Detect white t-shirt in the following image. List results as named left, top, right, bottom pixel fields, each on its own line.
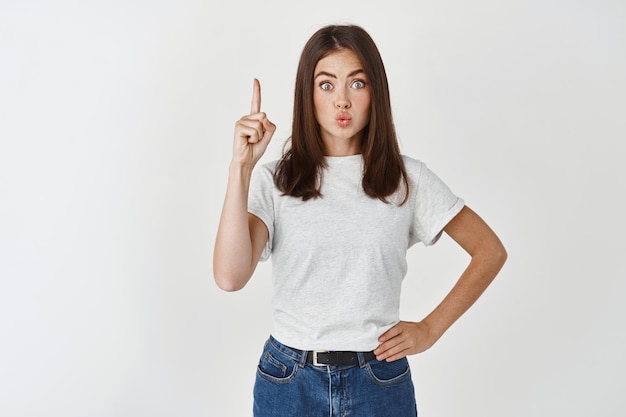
left=248, top=154, right=464, bottom=351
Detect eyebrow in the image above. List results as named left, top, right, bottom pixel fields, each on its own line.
left=314, top=69, right=365, bottom=79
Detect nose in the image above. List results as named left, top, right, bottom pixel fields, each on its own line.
left=335, top=88, right=351, bottom=109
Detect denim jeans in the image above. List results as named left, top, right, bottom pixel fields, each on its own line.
left=253, top=336, right=418, bottom=417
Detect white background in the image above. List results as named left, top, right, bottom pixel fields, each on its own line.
left=1, top=0, right=625, bottom=416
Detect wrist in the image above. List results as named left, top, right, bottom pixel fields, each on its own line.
left=228, top=160, right=255, bottom=178
left=419, top=319, right=445, bottom=345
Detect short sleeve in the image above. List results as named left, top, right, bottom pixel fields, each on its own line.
left=407, top=159, right=465, bottom=247
left=248, top=161, right=277, bottom=261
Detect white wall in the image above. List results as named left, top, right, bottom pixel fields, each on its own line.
left=1, top=1, right=624, bottom=416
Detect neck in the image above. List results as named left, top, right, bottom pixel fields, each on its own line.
left=322, top=138, right=362, bottom=157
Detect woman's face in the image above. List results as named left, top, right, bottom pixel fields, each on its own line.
left=312, top=48, right=371, bottom=156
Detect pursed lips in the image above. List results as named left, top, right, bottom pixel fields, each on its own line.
left=336, top=112, right=352, bottom=127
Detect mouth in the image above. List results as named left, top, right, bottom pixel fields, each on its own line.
left=336, top=113, right=352, bottom=127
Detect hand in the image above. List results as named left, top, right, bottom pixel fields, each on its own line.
left=374, top=321, right=438, bottom=362
left=232, top=78, right=276, bottom=166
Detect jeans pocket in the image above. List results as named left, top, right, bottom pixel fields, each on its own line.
left=256, top=345, right=299, bottom=384
left=365, top=357, right=411, bottom=386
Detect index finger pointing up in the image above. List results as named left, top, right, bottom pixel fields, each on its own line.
left=250, top=78, right=261, bottom=114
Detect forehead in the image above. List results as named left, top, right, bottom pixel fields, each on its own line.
left=314, top=49, right=364, bottom=74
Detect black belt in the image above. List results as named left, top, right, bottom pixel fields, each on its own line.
left=293, top=348, right=377, bottom=366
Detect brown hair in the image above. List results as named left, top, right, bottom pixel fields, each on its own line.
left=274, top=24, right=409, bottom=204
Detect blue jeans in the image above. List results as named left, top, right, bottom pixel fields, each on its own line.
left=253, top=336, right=418, bottom=417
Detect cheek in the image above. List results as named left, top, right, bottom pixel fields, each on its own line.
left=313, top=94, right=328, bottom=120
left=359, top=97, right=372, bottom=120
left=353, top=90, right=371, bottom=110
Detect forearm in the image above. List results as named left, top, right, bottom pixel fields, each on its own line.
left=423, top=238, right=507, bottom=342
left=213, top=162, right=256, bottom=291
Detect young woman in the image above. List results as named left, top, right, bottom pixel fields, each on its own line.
left=214, top=24, right=507, bottom=417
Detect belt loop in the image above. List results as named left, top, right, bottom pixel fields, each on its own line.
left=357, top=351, right=367, bottom=368
left=298, top=350, right=308, bottom=368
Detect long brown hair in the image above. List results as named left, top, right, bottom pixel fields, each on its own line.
left=274, top=24, right=409, bottom=204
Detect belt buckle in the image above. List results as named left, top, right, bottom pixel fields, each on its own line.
left=312, top=350, right=329, bottom=366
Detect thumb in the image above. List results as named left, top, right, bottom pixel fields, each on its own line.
left=262, top=119, right=276, bottom=145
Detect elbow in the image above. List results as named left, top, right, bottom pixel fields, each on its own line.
left=213, top=268, right=249, bottom=292
left=474, top=237, right=508, bottom=274
left=492, top=241, right=508, bottom=271
left=214, top=276, right=245, bottom=292
left=215, top=280, right=245, bottom=292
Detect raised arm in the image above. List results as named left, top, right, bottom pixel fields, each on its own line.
left=375, top=205, right=508, bottom=361
left=213, top=79, right=276, bottom=291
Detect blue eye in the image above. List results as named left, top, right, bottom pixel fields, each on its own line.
left=352, top=80, right=366, bottom=89
left=320, top=82, right=333, bottom=90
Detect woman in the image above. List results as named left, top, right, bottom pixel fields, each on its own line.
left=214, top=24, right=507, bottom=417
